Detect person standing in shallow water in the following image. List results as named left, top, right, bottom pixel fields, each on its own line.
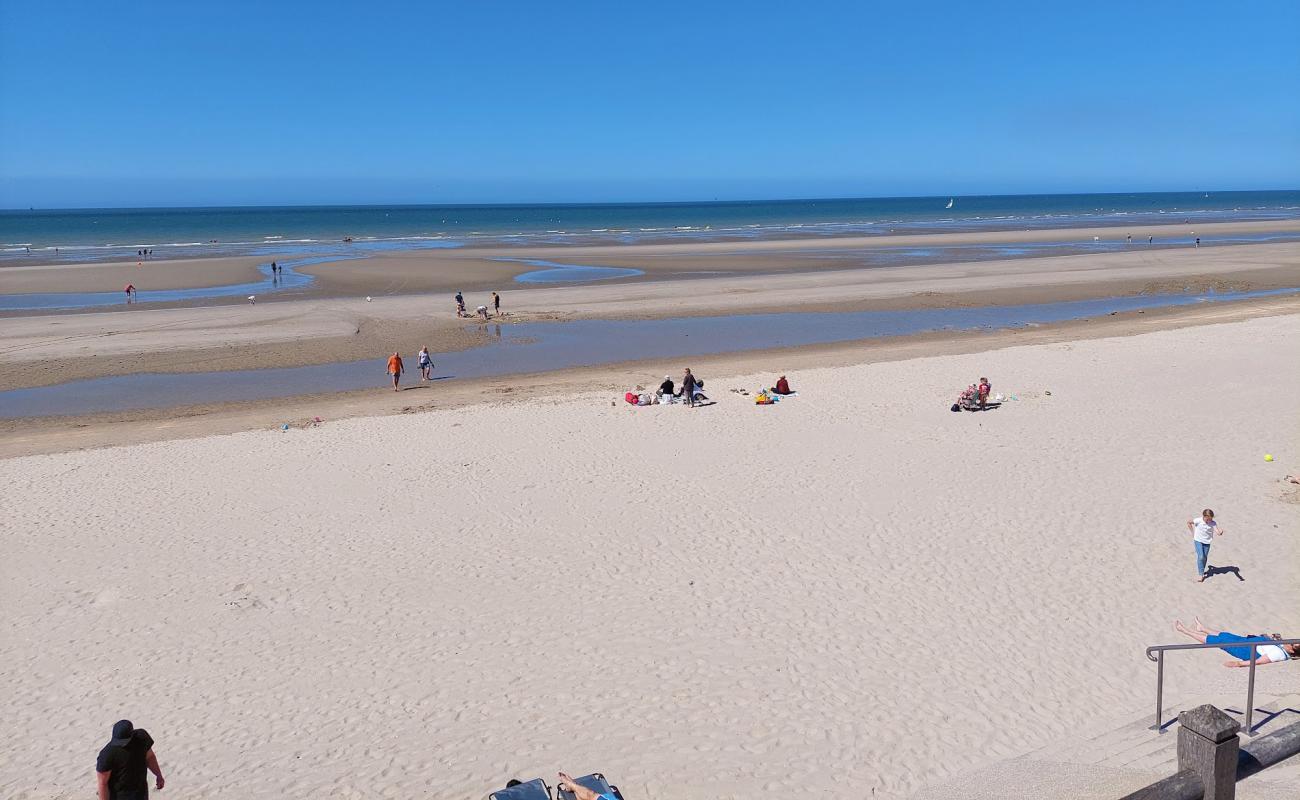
left=387, top=351, right=404, bottom=391
left=96, top=719, right=163, bottom=800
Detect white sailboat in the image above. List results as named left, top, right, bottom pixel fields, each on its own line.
left=945, top=198, right=954, bottom=209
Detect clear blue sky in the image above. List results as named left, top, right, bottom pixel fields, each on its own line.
left=1, top=1, right=1297, bottom=208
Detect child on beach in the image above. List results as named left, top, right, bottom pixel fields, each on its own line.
left=417, top=347, right=433, bottom=381
left=1187, top=509, right=1223, bottom=582
left=387, top=352, right=404, bottom=391
left=978, top=377, right=991, bottom=407
left=1173, top=618, right=1297, bottom=667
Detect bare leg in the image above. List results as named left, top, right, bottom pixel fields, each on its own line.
left=1193, top=617, right=1222, bottom=636
left=1174, top=619, right=1208, bottom=644
left=557, top=773, right=601, bottom=800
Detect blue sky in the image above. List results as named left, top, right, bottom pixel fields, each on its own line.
left=1, top=1, right=1297, bottom=207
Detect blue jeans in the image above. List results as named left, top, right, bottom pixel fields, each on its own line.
left=1194, top=541, right=1211, bottom=576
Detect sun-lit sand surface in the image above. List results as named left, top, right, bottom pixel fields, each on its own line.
left=3, top=314, right=1297, bottom=799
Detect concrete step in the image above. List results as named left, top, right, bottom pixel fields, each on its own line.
left=910, top=691, right=1300, bottom=798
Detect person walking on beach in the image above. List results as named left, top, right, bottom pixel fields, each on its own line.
left=492, top=291, right=501, bottom=315
left=679, top=367, right=698, bottom=408
left=96, top=719, right=164, bottom=800
left=1187, top=508, right=1224, bottom=582
left=455, top=291, right=466, bottom=316
left=387, top=351, right=404, bottom=391
left=417, top=346, right=433, bottom=381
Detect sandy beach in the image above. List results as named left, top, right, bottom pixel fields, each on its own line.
left=2, top=314, right=1297, bottom=799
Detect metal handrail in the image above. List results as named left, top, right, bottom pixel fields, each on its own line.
left=1146, top=638, right=1300, bottom=736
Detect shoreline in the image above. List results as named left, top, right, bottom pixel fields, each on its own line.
left=3, top=218, right=1297, bottom=300
left=3, top=294, right=1296, bottom=459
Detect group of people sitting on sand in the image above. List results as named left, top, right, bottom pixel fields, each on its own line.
left=654, top=368, right=706, bottom=407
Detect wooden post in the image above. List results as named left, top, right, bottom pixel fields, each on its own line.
left=1177, top=704, right=1240, bottom=800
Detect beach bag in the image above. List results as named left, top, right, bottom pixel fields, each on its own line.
left=625, top=392, right=639, bottom=405
left=950, top=403, right=961, bottom=412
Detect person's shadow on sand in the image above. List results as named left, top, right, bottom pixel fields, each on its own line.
left=1204, top=564, right=1245, bottom=582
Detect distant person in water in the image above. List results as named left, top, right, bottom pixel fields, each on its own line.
left=1173, top=618, right=1298, bottom=667
left=1195, top=237, right=1201, bottom=248
left=124, top=284, right=135, bottom=303
left=271, top=261, right=278, bottom=275
left=387, top=352, right=404, bottom=391
left=1148, top=235, right=1153, bottom=244
left=492, top=291, right=501, bottom=314
left=417, top=346, right=433, bottom=381
left=1126, top=234, right=1132, bottom=245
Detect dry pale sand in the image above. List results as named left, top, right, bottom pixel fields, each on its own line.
left=2, top=241, right=1297, bottom=392
left=3, top=315, right=1298, bottom=800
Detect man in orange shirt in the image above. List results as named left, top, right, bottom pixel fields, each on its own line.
left=387, top=352, right=404, bottom=391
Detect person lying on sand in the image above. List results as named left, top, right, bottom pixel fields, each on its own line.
left=558, top=772, right=617, bottom=800
left=1173, top=618, right=1298, bottom=667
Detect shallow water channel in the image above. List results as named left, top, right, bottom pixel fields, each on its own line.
left=2, top=287, right=1295, bottom=419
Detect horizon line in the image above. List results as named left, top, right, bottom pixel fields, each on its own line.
left=3, top=187, right=1299, bottom=213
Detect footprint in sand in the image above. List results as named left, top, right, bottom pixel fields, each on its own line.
left=225, top=583, right=266, bottom=611
left=91, top=589, right=120, bottom=606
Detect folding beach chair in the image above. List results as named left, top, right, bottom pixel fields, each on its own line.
left=556, top=773, right=625, bottom=800
left=489, top=777, right=552, bottom=800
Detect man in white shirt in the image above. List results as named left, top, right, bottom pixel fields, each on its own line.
left=1186, top=508, right=1224, bottom=583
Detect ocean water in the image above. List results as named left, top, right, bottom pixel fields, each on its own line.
left=2, top=191, right=1296, bottom=265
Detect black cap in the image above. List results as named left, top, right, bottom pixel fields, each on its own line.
left=110, top=720, right=134, bottom=747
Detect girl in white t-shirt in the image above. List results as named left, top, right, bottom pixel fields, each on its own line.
left=1186, top=508, right=1224, bottom=582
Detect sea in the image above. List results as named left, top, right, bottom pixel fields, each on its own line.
left=2, top=191, right=1297, bottom=265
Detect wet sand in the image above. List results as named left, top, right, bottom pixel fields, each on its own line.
left=2, top=294, right=1297, bottom=459
left=1, top=240, right=1297, bottom=395
left=4, top=219, right=1296, bottom=298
